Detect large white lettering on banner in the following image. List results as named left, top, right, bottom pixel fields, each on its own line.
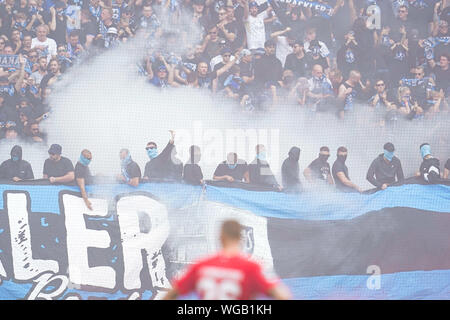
left=0, top=190, right=174, bottom=299
left=63, top=194, right=115, bottom=289
left=0, top=188, right=274, bottom=299
left=6, top=192, right=59, bottom=281
left=116, top=194, right=170, bottom=292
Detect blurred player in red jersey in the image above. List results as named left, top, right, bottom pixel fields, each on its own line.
left=163, top=219, right=291, bottom=300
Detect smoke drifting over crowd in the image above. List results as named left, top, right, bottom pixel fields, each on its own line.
left=33, top=31, right=449, bottom=191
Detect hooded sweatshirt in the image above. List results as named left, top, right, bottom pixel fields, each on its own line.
left=183, top=147, right=203, bottom=185
left=0, top=145, right=34, bottom=180
left=281, top=147, right=302, bottom=193
left=366, top=153, right=404, bottom=188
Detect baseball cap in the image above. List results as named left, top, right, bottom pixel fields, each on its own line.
left=48, top=144, right=62, bottom=155
left=249, top=1, right=258, bottom=8
left=158, top=65, right=167, bottom=72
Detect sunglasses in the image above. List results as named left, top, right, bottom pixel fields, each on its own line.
left=209, top=31, right=218, bottom=34
left=376, top=83, right=385, bottom=86
left=412, top=73, right=423, bottom=76
left=223, top=54, right=231, bottom=57
left=146, top=146, right=156, bottom=150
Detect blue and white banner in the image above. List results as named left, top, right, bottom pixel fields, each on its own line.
left=276, top=0, right=333, bottom=18
left=0, top=181, right=449, bottom=299
left=0, top=55, right=21, bottom=69
left=0, top=55, right=32, bottom=74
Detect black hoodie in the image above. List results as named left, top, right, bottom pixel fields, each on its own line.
left=144, top=142, right=183, bottom=181
left=281, top=147, right=302, bottom=193
left=183, top=146, right=203, bottom=185
left=0, top=145, right=34, bottom=180
left=366, top=153, right=404, bottom=188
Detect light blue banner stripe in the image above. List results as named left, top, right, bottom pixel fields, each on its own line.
left=282, top=269, right=450, bottom=300
left=0, top=183, right=448, bottom=219
left=177, top=269, right=450, bottom=300
left=205, top=184, right=450, bottom=220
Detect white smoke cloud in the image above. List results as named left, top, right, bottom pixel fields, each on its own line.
left=8, top=26, right=447, bottom=191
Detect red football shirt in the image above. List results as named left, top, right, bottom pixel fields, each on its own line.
left=173, top=252, right=279, bottom=300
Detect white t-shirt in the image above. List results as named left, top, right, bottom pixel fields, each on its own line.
left=276, top=36, right=293, bottom=68
left=31, top=37, right=57, bottom=62
left=245, top=11, right=269, bottom=50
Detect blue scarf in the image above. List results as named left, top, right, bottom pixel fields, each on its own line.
left=384, top=150, right=394, bottom=162
left=79, top=154, right=91, bottom=166
left=277, top=0, right=333, bottom=18
left=227, top=163, right=237, bottom=170
left=400, top=78, right=426, bottom=87
left=147, top=148, right=158, bottom=159
left=409, top=0, right=428, bottom=9
left=121, top=154, right=132, bottom=182
left=420, top=145, right=431, bottom=159
left=256, top=152, right=267, bottom=161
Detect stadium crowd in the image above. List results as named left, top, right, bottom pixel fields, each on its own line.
left=0, top=0, right=447, bottom=143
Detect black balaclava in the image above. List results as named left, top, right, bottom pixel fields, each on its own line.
left=189, top=145, right=201, bottom=164
left=11, top=145, right=22, bottom=161
left=288, top=146, right=301, bottom=162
